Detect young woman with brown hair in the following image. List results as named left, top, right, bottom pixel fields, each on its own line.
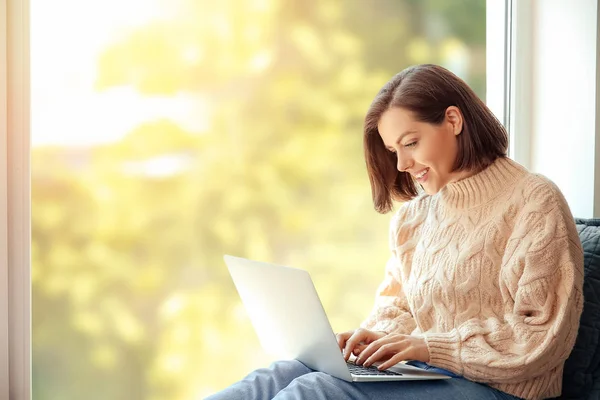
left=207, top=64, right=583, bottom=400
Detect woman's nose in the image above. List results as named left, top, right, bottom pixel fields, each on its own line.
left=396, top=154, right=413, bottom=172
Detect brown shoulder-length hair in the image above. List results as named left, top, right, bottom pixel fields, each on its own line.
left=364, top=64, right=508, bottom=213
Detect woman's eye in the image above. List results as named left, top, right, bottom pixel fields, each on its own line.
left=404, top=141, right=417, bottom=148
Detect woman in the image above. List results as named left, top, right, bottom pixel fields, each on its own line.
left=206, top=64, right=584, bottom=400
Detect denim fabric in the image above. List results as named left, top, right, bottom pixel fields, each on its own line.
left=205, top=359, right=522, bottom=400
left=404, top=360, right=462, bottom=378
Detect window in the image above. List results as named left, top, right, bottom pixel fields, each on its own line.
left=6, top=0, right=490, bottom=398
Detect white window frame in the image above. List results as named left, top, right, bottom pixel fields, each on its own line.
left=506, top=0, right=533, bottom=169
left=486, top=0, right=536, bottom=167
left=0, top=1, right=508, bottom=399
left=486, top=0, right=512, bottom=130
left=1, top=0, right=31, bottom=399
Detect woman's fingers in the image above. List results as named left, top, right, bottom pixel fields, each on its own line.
left=343, top=329, right=384, bottom=360
left=377, top=351, right=409, bottom=371
left=356, top=334, right=430, bottom=367
left=335, top=331, right=353, bottom=353
left=343, top=329, right=370, bottom=360
left=352, top=344, right=367, bottom=356
left=363, top=341, right=405, bottom=367
left=356, top=334, right=400, bottom=365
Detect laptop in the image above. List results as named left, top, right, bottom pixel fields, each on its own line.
left=224, top=255, right=450, bottom=382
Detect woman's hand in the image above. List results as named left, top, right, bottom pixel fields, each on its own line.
left=355, top=333, right=430, bottom=370
left=336, top=328, right=386, bottom=361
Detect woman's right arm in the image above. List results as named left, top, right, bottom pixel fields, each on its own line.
left=337, top=255, right=416, bottom=359
left=337, top=206, right=418, bottom=357
left=361, top=206, right=417, bottom=335
left=360, top=255, right=416, bottom=335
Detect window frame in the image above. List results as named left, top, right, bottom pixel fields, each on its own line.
left=486, top=0, right=512, bottom=130
left=1, top=0, right=32, bottom=399
left=0, top=0, right=11, bottom=394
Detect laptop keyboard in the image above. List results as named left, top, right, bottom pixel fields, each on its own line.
left=346, top=361, right=403, bottom=376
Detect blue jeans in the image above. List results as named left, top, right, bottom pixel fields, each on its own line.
left=205, top=359, right=522, bottom=400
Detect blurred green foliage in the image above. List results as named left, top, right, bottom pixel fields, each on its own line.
left=32, top=0, right=485, bottom=398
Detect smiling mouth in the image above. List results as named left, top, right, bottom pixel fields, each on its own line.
left=414, top=168, right=429, bottom=181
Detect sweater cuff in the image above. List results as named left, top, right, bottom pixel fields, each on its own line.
left=425, top=330, right=463, bottom=375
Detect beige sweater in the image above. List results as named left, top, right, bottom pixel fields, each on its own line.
left=361, top=157, right=584, bottom=400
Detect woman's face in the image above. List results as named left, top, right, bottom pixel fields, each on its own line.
left=377, top=106, right=471, bottom=195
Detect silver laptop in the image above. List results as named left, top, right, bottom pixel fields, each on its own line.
left=224, top=255, right=450, bottom=382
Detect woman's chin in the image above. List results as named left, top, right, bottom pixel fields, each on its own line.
left=421, top=182, right=441, bottom=196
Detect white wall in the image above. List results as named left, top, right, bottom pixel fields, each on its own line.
left=512, top=0, right=600, bottom=218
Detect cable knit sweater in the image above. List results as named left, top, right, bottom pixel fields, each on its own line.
left=361, top=157, right=584, bottom=400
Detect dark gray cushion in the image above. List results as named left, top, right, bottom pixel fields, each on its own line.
left=559, top=219, right=600, bottom=399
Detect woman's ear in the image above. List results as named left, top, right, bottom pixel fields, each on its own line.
left=445, top=106, right=463, bottom=136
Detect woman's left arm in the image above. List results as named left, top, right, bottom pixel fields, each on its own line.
left=425, top=188, right=584, bottom=383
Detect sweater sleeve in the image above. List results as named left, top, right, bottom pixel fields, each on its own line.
left=360, top=209, right=417, bottom=335
left=425, top=186, right=584, bottom=383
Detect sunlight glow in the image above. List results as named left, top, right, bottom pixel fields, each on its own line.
left=31, top=0, right=209, bottom=146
